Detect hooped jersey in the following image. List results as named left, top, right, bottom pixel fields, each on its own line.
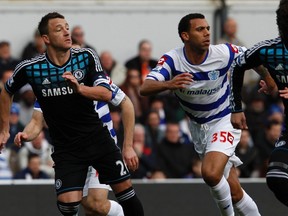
left=146, top=44, right=245, bottom=124
left=5, top=48, right=113, bottom=148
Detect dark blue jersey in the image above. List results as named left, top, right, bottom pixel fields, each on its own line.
left=5, top=48, right=112, bottom=149
left=231, top=37, right=288, bottom=115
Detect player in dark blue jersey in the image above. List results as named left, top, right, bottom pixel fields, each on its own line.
left=0, top=12, right=144, bottom=216
left=230, top=0, right=288, bottom=207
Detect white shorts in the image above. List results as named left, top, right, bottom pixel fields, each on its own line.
left=82, top=166, right=111, bottom=197
left=189, top=114, right=242, bottom=178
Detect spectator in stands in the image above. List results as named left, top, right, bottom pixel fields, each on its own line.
left=217, top=17, right=244, bottom=46
left=120, top=67, right=149, bottom=123
left=71, top=25, right=95, bottom=49
left=130, top=123, right=151, bottom=179
left=0, top=148, right=13, bottom=179
left=152, top=122, right=194, bottom=179
left=17, top=131, right=54, bottom=178
left=125, top=40, right=158, bottom=82
left=18, top=84, right=36, bottom=126
left=244, top=90, right=267, bottom=144
left=256, top=121, right=282, bottom=177
left=100, top=50, right=126, bottom=86
left=13, top=153, right=50, bottom=180
left=21, top=29, right=46, bottom=60
left=235, top=129, right=261, bottom=178
left=0, top=41, right=20, bottom=79
left=6, top=103, right=24, bottom=150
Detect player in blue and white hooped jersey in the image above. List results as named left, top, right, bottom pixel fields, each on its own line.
left=15, top=78, right=129, bottom=216
left=140, top=13, right=260, bottom=216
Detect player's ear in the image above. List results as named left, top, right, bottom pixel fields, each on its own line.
left=42, top=35, right=49, bottom=44
left=181, top=32, right=189, bottom=41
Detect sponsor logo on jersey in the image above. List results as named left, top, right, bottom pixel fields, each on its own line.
left=275, top=63, right=284, bottom=71
left=276, top=75, right=288, bottom=83
left=275, top=140, right=286, bottom=147
left=179, top=83, right=221, bottom=95
left=42, top=86, right=74, bottom=97
left=208, top=70, right=220, bottom=80
left=42, top=78, right=51, bottom=85
left=73, top=69, right=84, bottom=81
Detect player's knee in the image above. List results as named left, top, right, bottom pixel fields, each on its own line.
left=202, top=168, right=222, bottom=186
left=83, top=196, right=109, bottom=215
left=57, top=200, right=81, bottom=216
left=266, top=174, right=288, bottom=207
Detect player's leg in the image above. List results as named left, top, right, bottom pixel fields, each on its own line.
left=110, top=179, right=144, bottom=216
left=82, top=188, right=123, bottom=216
left=93, top=150, right=144, bottom=216
left=82, top=167, right=124, bottom=216
left=227, top=167, right=260, bottom=216
left=202, top=151, right=235, bottom=216
left=266, top=140, right=288, bottom=207
left=57, top=191, right=82, bottom=216
left=53, top=155, right=88, bottom=216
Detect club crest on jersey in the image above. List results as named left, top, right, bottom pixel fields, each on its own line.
left=73, top=69, right=84, bottom=81
left=275, top=140, right=286, bottom=148
left=208, top=70, right=219, bottom=80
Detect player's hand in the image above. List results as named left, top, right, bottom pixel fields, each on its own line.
left=167, top=73, right=193, bottom=90
left=122, top=145, right=139, bottom=172
left=231, top=112, right=248, bottom=130
left=0, top=130, right=10, bottom=153
left=62, top=71, right=80, bottom=93
left=279, top=87, right=288, bottom=99
left=258, top=79, right=278, bottom=96
left=14, top=132, right=28, bottom=148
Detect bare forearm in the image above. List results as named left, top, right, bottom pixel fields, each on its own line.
left=22, top=119, right=44, bottom=141
left=78, top=85, right=112, bottom=102
left=120, top=96, right=135, bottom=149
left=140, top=79, right=170, bottom=96
left=0, top=88, right=13, bottom=130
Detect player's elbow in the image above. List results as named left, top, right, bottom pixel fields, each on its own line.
left=139, top=84, right=150, bottom=96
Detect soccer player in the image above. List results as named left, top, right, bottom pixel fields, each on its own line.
left=0, top=12, right=144, bottom=216
left=14, top=78, right=129, bottom=216
left=140, top=13, right=261, bottom=215
left=230, top=0, right=288, bottom=207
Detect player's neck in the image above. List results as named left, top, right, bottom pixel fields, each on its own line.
left=46, top=47, right=71, bottom=67
left=185, top=47, right=208, bottom=65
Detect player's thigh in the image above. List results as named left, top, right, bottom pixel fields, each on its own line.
left=202, top=151, right=229, bottom=179
left=58, top=190, right=83, bottom=203
left=92, top=149, right=130, bottom=186
left=82, top=188, right=109, bottom=208
left=53, top=156, right=88, bottom=196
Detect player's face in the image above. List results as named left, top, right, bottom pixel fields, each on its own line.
left=184, top=18, right=210, bottom=52
left=45, top=18, right=72, bottom=51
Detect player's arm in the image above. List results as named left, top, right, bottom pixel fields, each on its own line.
left=253, top=65, right=278, bottom=96
left=119, top=95, right=139, bottom=171
left=0, top=87, right=13, bottom=152
left=140, top=73, right=193, bottom=96
left=14, top=110, right=44, bottom=147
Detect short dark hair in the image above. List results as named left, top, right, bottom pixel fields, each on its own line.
left=276, top=0, right=288, bottom=42
left=178, top=13, right=205, bottom=42
left=38, top=12, right=65, bottom=36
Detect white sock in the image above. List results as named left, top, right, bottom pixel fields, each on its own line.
left=107, top=200, right=124, bottom=216
left=210, top=176, right=234, bottom=216
left=234, top=190, right=261, bottom=216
